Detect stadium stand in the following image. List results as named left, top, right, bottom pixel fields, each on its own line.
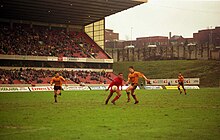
left=0, top=68, right=117, bottom=85
left=0, top=23, right=109, bottom=59
left=0, top=0, right=146, bottom=87
left=0, top=22, right=117, bottom=85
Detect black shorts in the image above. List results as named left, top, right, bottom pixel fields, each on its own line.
left=131, top=83, right=138, bottom=90
left=54, top=86, right=62, bottom=90
left=178, top=82, right=184, bottom=86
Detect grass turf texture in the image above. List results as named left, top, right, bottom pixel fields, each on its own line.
left=0, top=89, right=220, bottom=140
left=113, top=60, right=220, bottom=87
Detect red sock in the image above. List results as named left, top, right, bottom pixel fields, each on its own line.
left=112, top=95, right=121, bottom=102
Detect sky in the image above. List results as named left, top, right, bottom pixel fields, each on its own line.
left=105, top=0, right=220, bottom=40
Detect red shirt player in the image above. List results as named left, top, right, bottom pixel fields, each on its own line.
left=105, top=73, right=123, bottom=105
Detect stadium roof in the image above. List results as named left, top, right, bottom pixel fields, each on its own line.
left=0, top=0, right=147, bottom=26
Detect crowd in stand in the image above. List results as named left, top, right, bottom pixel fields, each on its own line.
left=0, top=68, right=113, bottom=85
left=0, top=23, right=107, bottom=59
left=0, top=23, right=113, bottom=85
left=0, top=68, right=49, bottom=84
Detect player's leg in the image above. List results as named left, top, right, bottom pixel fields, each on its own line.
left=57, top=89, right=61, bottom=95
left=111, top=90, right=121, bottom=105
left=54, top=90, right=58, bottom=103
left=182, top=84, right=186, bottom=95
left=56, top=86, right=62, bottom=96
left=131, top=89, right=139, bottom=104
left=178, top=83, right=182, bottom=94
left=126, top=85, right=133, bottom=102
left=59, top=87, right=63, bottom=96
left=105, top=91, right=113, bottom=104
left=130, top=84, right=138, bottom=104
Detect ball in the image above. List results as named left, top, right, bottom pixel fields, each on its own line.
left=111, top=85, right=118, bottom=91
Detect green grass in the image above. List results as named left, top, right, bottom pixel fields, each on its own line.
left=113, top=60, right=220, bottom=87
left=0, top=89, right=220, bottom=140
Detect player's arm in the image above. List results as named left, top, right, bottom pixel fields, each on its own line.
left=142, top=75, right=149, bottom=81
left=50, top=78, right=54, bottom=86
left=125, top=77, right=130, bottom=85
left=61, top=76, right=67, bottom=86
left=138, top=72, right=150, bottom=83
left=143, top=75, right=151, bottom=84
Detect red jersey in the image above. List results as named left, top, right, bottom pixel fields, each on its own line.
left=107, top=77, right=123, bottom=90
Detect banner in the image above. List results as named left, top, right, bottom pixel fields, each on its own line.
left=120, top=86, right=140, bottom=90
left=29, top=86, right=54, bottom=91
left=183, top=86, right=200, bottom=89
left=58, top=57, right=68, bottom=62
left=89, top=86, right=107, bottom=90
left=58, top=57, right=63, bottom=61
left=63, top=86, right=90, bottom=91
left=188, top=78, right=200, bottom=85
left=47, top=57, right=58, bottom=61
left=148, top=78, right=200, bottom=85
left=67, top=57, right=113, bottom=63
left=104, top=59, right=114, bottom=63
left=143, top=86, right=163, bottom=90
left=67, top=57, right=87, bottom=62
left=0, top=87, right=30, bottom=92
left=165, top=86, right=200, bottom=89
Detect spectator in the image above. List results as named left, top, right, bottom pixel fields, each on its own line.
left=0, top=23, right=109, bottom=59
left=0, top=68, right=119, bottom=85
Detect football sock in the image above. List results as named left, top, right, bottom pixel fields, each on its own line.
left=105, top=92, right=113, bottom=104
left=127, top=92, right=130, bottom=101
left=112, top=95, right=121, bottom=102
left=178, top=87, right=180, bottom=90
left=54, top=95, right=57, bottom=102
left=132, top=94, right=138, bottom=102
left=105, top=98, right=110, bottom=104
left=105, top=100, right=108, bottom=104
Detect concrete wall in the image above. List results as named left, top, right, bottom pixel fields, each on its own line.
left=106, top=45, right=220, bottom=62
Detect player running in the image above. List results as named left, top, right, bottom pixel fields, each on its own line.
left=105, top=73, right=124, bottom=105
left=126, top=66, right=150, bottom=104
left=50, top=73, right=67, bottom=103
left=178, top=72, right=186, bottom=95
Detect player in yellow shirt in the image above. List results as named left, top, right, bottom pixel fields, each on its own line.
left=50, top=73, right=67, bottom=103
left=178, top=72, right=186, bottom=95
left=126, top=66, right=150, bottom=104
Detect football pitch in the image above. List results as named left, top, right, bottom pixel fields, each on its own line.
left=0, top=88, right=220, bottom=140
